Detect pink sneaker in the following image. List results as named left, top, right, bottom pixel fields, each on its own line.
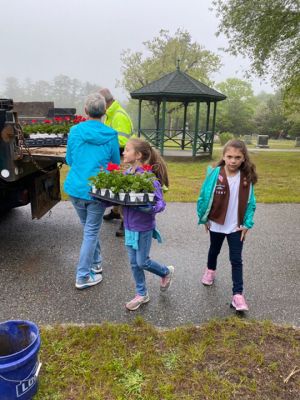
left=231, top=294, right=249, bottom=311
left=160, top=266, right=175, bottom=291
left=201, top=268, right=216, bottom=286
left=125, top=293, right=150, bottom=311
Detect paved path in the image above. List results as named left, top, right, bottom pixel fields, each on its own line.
left=0, top=203, right=299, bottom=327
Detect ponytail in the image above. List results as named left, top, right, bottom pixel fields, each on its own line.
left=127, top=138, right=169, bottom=187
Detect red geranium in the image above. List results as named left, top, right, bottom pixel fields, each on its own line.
left=141, top=164, right=152, bottom=172
left=31, top=119, right=37, bottom=124
left=106, top=162, right=120, bottom=171
left=43, top=119, right=52, bottom=124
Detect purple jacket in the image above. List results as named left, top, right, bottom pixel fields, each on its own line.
left=123, top=167, right=166, bottom=232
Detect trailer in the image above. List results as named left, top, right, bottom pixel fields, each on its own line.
left=0, top=99, right=66, bottom=219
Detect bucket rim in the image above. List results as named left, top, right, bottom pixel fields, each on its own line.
left=0, top=320, right=40, bottom=365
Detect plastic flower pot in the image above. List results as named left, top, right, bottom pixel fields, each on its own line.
left=91, top=186, right=97, bottom=194
left=148, top=193, right=155, bottom=202
left=129, top=192, right=137, bottom=201
left=108, top=190, right=115, bottom=199
left=100, top=188, right=107, bottom=196
left=119, top=193, right=126, bottom=201
left=135, top=193, right=145, bottom=201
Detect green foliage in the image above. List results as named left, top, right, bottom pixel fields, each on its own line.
left=216, top=78, right=257, bottom=135
left=253, top=91, right=291, bottom=138
left=219, top=131, right=234, bottom=145
left=90, top=170, right=157, bottom=194
left=22, top=123, right=71, bottom=136
left=213, top=0, right=300, bottom=111
left=119, top=29, right=221, bottom=93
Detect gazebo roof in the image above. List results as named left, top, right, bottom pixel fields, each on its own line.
left=130, top=68, right=226, bottom=102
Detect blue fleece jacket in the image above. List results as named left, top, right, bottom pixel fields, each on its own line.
left=64, top=120, right=120, bottom=200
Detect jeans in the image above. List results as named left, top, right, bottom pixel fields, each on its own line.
left=207, top=230, right=244, bottom=295
left=126, top=230, right=169, bottom=296
left=70, top=196, right=105, bottom=282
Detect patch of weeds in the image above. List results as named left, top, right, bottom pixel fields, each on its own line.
left=162, top=350, right=180, bottom=370
left=119, top=368, right=145, bottom=399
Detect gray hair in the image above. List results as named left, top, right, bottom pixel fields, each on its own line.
left=85, top=93, right=106, bottom=118
left=99, top=88, right=114, bottom=103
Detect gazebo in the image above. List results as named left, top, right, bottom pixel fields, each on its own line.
left=130, top=65, right=226, bottom=156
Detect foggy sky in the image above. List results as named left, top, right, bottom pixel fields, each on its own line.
left=0, top=0, right=273, bottom=100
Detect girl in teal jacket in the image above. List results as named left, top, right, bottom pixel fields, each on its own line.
left=197, top=140, right=257, bottom=311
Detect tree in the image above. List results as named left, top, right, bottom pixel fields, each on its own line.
left=213, top=0, right=300, bottom=111
left=3, top=77, right=24, bottom=100
left=215, top=78, right=256, bottom=135
left=119, top=29, right=222, bottom=127
left=120, top=28, right=221, bottom=91
left=253, top=91, right=291, bottom=138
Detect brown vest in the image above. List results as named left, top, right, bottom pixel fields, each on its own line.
left=208, top=167, right=250, bottom=226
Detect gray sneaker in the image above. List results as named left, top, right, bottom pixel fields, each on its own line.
left=76, top=272, right=103, bottom=289
left=125, top=293, right=150, bottom=311
left=160, top=265, right=175, bottom=291
left=91, top=264, right=103, bottom=274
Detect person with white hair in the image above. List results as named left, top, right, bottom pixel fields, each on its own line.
left=99, top=88, right=134, bottom=237
left=64, top=93, right=120, bottom=289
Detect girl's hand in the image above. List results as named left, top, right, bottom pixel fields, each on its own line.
left=204, top=223, right=210, bottom=233
left=236, top=226, right=248, bottom=241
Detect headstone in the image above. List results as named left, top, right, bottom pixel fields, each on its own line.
left=244, top=135, right=252, bottom=144
left=256, top=135, right=269, bottom=148
left=295, top=137, right=300, bottom=147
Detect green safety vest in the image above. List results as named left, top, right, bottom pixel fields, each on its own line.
left=104, top=100, right=133, bottom=148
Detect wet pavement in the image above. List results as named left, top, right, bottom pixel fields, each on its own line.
left=0, top=202, right=299, bottom=328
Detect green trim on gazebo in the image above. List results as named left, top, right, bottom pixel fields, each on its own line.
left=130, top=67, right=226, bottom=157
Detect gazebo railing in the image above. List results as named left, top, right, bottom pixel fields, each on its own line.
left=139, top=128, right=214, bottom=155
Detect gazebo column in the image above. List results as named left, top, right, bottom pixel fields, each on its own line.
left=160, top=99, right=166, bottom=155
left=206, top=101, right=211, bottom=132
left=138, top=99, right=142, bottom=137
left=192, top=101, right=200, bottom=157
left=181, top=102, right=188, bottom=150
left=210, top=101, right=217, bottom=156
left=204, top=102, right=211, bottom=152
left=155, top=101, right=160, bottom=148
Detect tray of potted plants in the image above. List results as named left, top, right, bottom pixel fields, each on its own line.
left=89, top=162, right=157, bottom=206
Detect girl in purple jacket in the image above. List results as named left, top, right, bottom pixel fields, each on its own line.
left=123, top=138, right=174, bottom=311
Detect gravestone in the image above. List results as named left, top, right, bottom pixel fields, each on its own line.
left=244, top=135, right=252, bottom=144
left=256, top=135, right=269, bottom=148
left=295, top=137, right=300, bottom=147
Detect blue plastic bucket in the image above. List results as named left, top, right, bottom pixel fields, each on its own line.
left=0, top=320, right=41, bottom=400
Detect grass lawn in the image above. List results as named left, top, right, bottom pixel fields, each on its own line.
left=59, top=150, right=300, bottom=203
left=36, top=317, right=299, bottom=400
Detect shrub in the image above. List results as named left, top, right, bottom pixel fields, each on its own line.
left=219, top=132, right=234, bottom=145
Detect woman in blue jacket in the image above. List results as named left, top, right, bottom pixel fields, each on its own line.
left=64, top=93, right=120, bottom=289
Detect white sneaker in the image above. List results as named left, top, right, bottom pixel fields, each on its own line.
left=91, top=264, right=103, bottom=274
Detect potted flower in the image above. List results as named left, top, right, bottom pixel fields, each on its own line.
left=89, top=163, right=157, bottom=204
